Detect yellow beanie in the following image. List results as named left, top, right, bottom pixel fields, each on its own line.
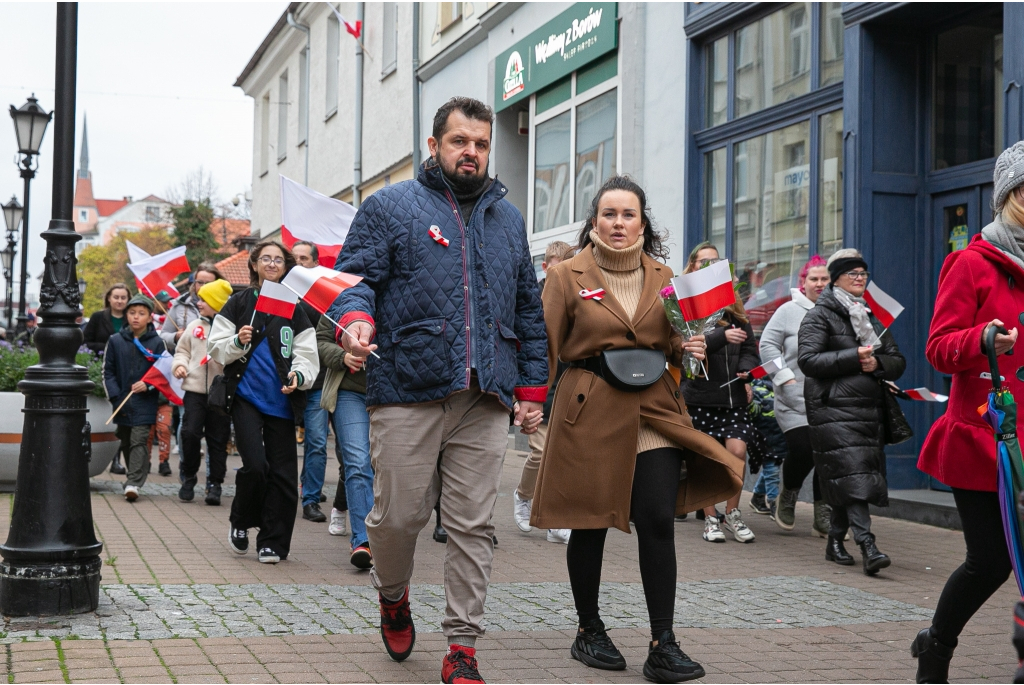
left=198, top=279, right=233, bottom=312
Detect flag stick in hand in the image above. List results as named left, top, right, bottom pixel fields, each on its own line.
left=106, top=390, right=135, bottom=425
left=277, top=281, right=381, bottom=359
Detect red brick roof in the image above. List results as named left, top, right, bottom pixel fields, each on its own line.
left=214, top=250, right=250, bottom=287
left=95, top=198, right=129, bottom=217
left=210, top=218, right=252, bottom=249
left=73, top=175, right=96, bottom=209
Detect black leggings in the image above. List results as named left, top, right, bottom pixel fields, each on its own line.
left=567, top=447, right=682, bottom=639
left=782, top=426, right=821, bottom=501
left=931, top=488, right=1012, bottom=646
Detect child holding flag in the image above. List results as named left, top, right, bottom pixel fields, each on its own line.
left=172, top=279, right=233, bottom=506
left=102, top=294, right=166, bottom=502
left=208, top=240, right=318, bottom=564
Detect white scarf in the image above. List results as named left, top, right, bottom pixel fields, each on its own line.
left=832, top=286, right=880, bottom=348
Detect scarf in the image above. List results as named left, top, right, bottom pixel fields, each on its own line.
left=832, top=286, right=880, bottom=348
left=981, top=215, right=1024, bottom=274
left=589, top=229, right=644, bottom=271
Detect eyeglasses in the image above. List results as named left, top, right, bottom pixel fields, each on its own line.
left=258, top=256, right=285, bottom=266
left=697, top=257, right=724, bottom=268
left=844, top=270, right=870, bottom=281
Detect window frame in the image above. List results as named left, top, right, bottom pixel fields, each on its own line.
left=526, top=64, right=622, bottom=244
left=326, top=13, right=340, bottom=120
left=298, top=48, right=308, bottom=145
left=260, top=92, right=271, bottom=176
left=277, top=71, right=289, bottom=163
left=381, top=2, right=398, bottom=78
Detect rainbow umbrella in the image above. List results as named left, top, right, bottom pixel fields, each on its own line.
left=981, top=325, right=1024, bottom=597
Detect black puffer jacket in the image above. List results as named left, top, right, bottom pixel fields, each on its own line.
left=797, top=285, right=906, bottom=507
left=681, top=312, right=759, bottom=409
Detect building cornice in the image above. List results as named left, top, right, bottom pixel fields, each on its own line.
left=234, top=2, right=301, bottom=90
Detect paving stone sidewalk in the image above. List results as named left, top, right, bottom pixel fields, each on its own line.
left=0, top=449, right=1019, bottom=682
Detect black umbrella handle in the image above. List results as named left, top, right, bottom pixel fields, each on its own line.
left=985, top=324, right=1010, bottom=391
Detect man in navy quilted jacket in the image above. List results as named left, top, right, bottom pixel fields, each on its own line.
left=329, top=97, right=548, bottom=684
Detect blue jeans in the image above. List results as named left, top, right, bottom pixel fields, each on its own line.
left=300, top=389, right=330, bottom=507
left=331, top=390, right=374, bottom=549
left=753, top=459, right=780, bottom=502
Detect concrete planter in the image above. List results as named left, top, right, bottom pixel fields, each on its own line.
left=0, top=392, right=117, bottom=486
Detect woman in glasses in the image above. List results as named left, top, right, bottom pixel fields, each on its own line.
left=680, top=242, right=761, bottom=544
left=797, top=248, right=905, bottom=576
left=209, top=239, right=318, bottom=565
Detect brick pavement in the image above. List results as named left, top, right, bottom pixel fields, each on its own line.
left=0, top=447, right=1020, bottom=683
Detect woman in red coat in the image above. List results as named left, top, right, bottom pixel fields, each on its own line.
left=914, top=141, right=1024, bottom=683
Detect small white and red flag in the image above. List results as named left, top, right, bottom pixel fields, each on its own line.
left=282, top=265, right=362, bottom=315
left=254, top=280, right=299, bottom=319
left=279, top=175, right=357, bottom=269
left=140, top=351, right=185, bottom=406
left=863, top=281, right=904, bottom=329
left=127, top=245, right=190, bottom=301
left=199, top=354, right=211, bottom=366
left=750, top=357, right=786, bottom=380
left=328, top=4, right=362, bottom=38
left=671, top=260, right=735, bottom=321
left=126, top=241, right=181, bottom=299
left=903, top=388, right=948, bottom=403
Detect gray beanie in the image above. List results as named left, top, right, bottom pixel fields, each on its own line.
left=994, top=140, right=1024, bottom=211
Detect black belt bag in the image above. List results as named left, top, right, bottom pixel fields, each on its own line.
left=570, top=349, right=667, bottom=392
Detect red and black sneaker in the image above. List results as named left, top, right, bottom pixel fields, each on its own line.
left=379, top=587, right=415, bottom=661
left=441, top=644, right=485, bottom=684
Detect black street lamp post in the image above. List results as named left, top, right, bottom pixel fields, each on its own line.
left=9, top=94, right=52, bottom=337
left=0, top=3, right=102, bottom=616
left=2, top=196, right=22, bottom=328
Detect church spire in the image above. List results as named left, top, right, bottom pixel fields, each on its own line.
left=78, top=114, right=89, bottom=179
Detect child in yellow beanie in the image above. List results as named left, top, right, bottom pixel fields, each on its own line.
left=171, top=279, right=232, bottom=505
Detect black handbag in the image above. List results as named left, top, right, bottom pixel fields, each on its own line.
left=571, top=349, right=667, bottom=392
left=880, top=381, right=913, bottom=445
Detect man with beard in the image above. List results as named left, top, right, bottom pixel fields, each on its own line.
left=328, top=97, right=547, bottom=684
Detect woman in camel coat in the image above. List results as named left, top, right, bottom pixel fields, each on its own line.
left=530, top=176, right=743, bottom=684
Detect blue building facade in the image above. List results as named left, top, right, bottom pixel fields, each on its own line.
left=683, top=2, right=1024, bottom=490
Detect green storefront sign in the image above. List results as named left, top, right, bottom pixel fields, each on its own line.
left=494, top=2, right=617, bottom=112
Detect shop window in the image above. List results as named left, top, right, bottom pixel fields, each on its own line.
left=820, top=2, right=844, bottom=87
left=732, top=121, right=810, bottom=331
left=704, top=147, right=727, bottom=256
left=734, top=3, right=812, bottom=119
left=818, top=109, right=843, bottom=256
left=534, top=112, right=571, bottom=233
left=932, top=10, right=1003, bottom=170
left=575, top=90, right=617, bottom=220
left=706, top=37, right=728, bottom=127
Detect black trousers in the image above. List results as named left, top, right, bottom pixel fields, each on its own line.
left=230, top=396, right=299, bottom=558
left=782, top=426, right=821, bottom=501
left=180, top=391, right=230, bottom=485
left=932, top=488, right=1012, bottom=645
left=567, top=447, right=682, bottom=639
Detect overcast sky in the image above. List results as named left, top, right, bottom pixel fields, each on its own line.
left=0, top=2, right=287, bottom=292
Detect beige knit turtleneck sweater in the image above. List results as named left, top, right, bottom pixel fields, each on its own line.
left=589, top=230, right=678, bottom=455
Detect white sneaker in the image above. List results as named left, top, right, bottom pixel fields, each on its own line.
left=124, top=485, right=139, bottom=502
left=702, top=516, right=725, bottom=542
left=546, top=528, right=570, bottom=544
left=513, top=491, right=532, bottom=532
left=329, top=508, right=348, bottom=536
left=723, top=508, right=756, bottom=543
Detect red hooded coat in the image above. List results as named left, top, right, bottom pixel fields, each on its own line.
left=920, top=235, right=1024, bottom=491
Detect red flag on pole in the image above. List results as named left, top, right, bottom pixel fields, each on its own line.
left=127, top=246, right=190, bottom=300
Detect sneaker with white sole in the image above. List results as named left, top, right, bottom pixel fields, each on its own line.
left=723, top=508, right=756, bottom=543
left=702, top=516, right=725, bottom=542
left=258, top=547, right=280, bottom=564
left=229, top=525, right=249, bottom=555
left=513, top=491, right=532, bottom=532
left=329, top=508, right=348, bottom=536
left=546, top=528, right=570, bottom=544
left=123, top=485, right=139, bottom=502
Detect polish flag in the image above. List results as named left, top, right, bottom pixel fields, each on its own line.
left=281, top=265, right=362, bottom=315
left=126, top=242, right=180, bottom=298
left=863, top=281, right=904, bottom=329
left=254, top=280, right=299, bottom=319
left=127, top=246, right=190, bottom=301
left=671, top=260, right=735, bottom=320
left=903, top=388, right=949, bottom=403
left=749, top=357, right=786, bottom=380
left=199, top=354, right=211, bottom=366
left=328, top=4, right=362, bottom=38
left=140, top=351, right=185, bottom=406
left=279, top=175, right=357, bottom=269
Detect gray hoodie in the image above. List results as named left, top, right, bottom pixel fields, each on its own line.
left=758, top=288, right=815, bottom=433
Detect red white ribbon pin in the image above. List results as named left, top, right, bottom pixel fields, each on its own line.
left=428, top=225, right=450, bottom=247
left=580, top=288, right=605, bottom=301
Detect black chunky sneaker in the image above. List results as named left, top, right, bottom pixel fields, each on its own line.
left=205, top=482, right=222, bottom=506
left=570, top=618, right=626, bottom=670
left=178, top=475, right=197, bottom=502
left=229, top=525, right=248, bottom=555
left=643, top=630, right=705, bottom=683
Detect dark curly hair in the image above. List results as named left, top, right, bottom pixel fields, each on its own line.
left=575, top=175, right=669, bottom=262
